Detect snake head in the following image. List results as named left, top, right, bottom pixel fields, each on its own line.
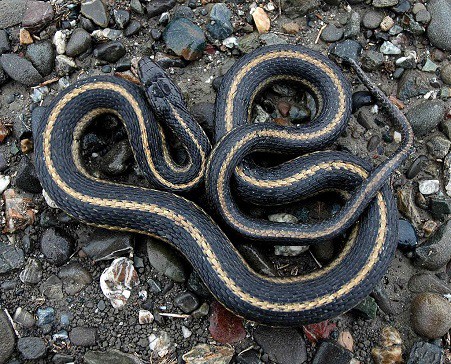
left=138, top=57, right=186, bottom=118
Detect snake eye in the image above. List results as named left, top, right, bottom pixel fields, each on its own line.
left=161, top=82, right=171, bottom=96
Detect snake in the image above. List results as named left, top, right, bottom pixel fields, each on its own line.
left=33, top=44, right=413, bottom=326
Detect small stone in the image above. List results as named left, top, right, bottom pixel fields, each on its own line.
left=113, top=9, right=130, bottom=29
left=392, top=0, right=411, bottom=12
left=14, top=307, right=35, bottom=328
left=40, top=274, right=64, bottom=300
left=426, top=136, right=450, bottom=159
left=406, top=100, right=445, bottom=136
left=19, top=258, right=42, bottom=284
left=427, top=0, right=451, bottom=51
left=429, top=196, right=451, bottom=219
left=182, top=326, right=192, bottom=338
left=398, top=219, right=418, bottom=250
left=415, top=220, right=451, bottom=270
left=353, top=295, right=378, bottom=319
left=237, top=32, right=260, bottom=53
left=81, top=229, right=133, bottom=261
left=139, top=310, right=154, bottom=324
left=17, top=337, right=46, bottom=359
left=19, top=28, right=33, bottom=45
left=0, top=310, right=16, bottom=364
left=361, top=50, right=384, bottom=71
left=124, top=20, right=141, bottom=37
left=15, top=157, right=41, bottom=193
left=146, top=238, right=187, bottom=282
left=411, top=293, right=451, bottom=338
left=100, top=257, right=139, bottom=309
left=40, top=228, right=73, bottom=266
left=53, top=30, right=67, bottom=55
left=344, top=11, right=360, bottom=38
left=174, top=291, right=200, bottom=313
left=422, top=59, right=438, bottom=73
left=380, top=41, right=401, bottom=55
left=380, top=16, right=395, bottom=31
left=130, top=0, right=144, bottom=14
left=93, top=41, right=126, bottom=63
left=251, top=7, right=270, bottom=34
left=55, top=55, right=77, bottom=76
left=419, top=180, right=440, bottom=195
left=282, top=22, right=300, bottom=34
left=84, top=349, right=143, bottom=364
left=58, top=262, right=92, bottom=295
left=254, top=326, right=307, bottom=364
left=99, top=139, right=133, bottom=175
left=146, top=0, right=176, bottom=18
left=416, top=9, right=431, bottom=23
left=163, top=18, right=206, bottom=61
left=37, top=307, right=55, bottom=326
left=0, top=0, right=28, bottom=29
left=0, top=241, right=24, bottom=274
left=329, top=40, right=362, bottom=62
left=70, top=327, right=97, bottom=347
left=312, top=341, right=353, bottom=364
left=0, top=53, right=43, bottom=86
left=22, top=1, right=54, bottom=30
left=408, top=273, right=451, bottom=294
left=362, top=10, right=384, bottom=29
left=398, top=70, right=431, bottom=100
left=25, top=40, right=54, bottom=77
left=66, top=28, right=92, bottom=57
left=81, top=0, right=109, bottom=27
left=207, top=3, right=233, bottom=41
left=209, top=301, right=246, bottom=344
left=407, top=341, right=444, bottom=364
left=148, top=331, right=173, bottom=358
left=320, top=24, right=344, bottom=42
left=182, top=344, right=234, bottom=364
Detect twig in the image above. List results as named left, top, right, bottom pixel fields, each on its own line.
left=309, top=250, right=323, bottom=268
left=158, top=313, right=190, bottom=319
left=315, top=24, right=327, bottom=44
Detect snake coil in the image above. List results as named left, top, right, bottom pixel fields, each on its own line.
left=34, top=45, right=413, bottom=325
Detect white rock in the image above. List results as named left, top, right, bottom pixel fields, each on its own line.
left=380, top=41, right=401, bottom=55
left=268, top=213, right=298, bottom=223
left=393, top=131, right=402, bottom=143
left=223, top=36, right=238, bottom=49
left=0, top=175, right=11, bottom=194
left=274, top=245, right=309, bottom=256
left=182, top=326, right=192, bottom=338
left=149, top=331, right=173, bottom=358
left=418, top=180, right=440, bottom=195
left=139, top=309, right=154, bottom=324
left=53, top=30, right=67, bottom=55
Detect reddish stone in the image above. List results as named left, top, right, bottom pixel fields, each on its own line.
left=302, top=320, right=337, bottom=344
left=277, top=101, right=291, bottom=117
left=208, top=301, right=246, bottom=344
left=22, top=1, right=54, bottom=31
left=0, top=123, right=10, bottom=143
left=3, top=189, right=35, bottom=233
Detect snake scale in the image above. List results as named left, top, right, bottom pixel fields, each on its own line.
left=33, top=44, right=413, bottom=325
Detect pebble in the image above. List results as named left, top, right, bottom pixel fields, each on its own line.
left=66, top=28, right=92, bottom=57
left=312, top=340, right=353, bottom=364
left=174, top=291, right=200, bottom=313
left=408, top=273, right=451, bottom=294
left=130, top=0, right=144, bottom=15
left=415, top=220, right=451, bottom=270
left=98, top=140, right=133, bottom=175
left=427, top=0, right=451, bottom=51
left=373, top=0, right=398, bottom=7
left=282, top=22, right=300, bottom=34
left=397, top=70, right=430, bottom=100
left=406, top=100, right=445, bottom=136
left=429, top=196, right=451, bottom=219
left=146, top=238, right=187, bottom=282
left=209, top=301, right=246, bottom=344
left=80, top=0, right=109, bottom=28
left=426, top=135, right=450, bottom=159
left=84, top=349, right=143, bottom=364
left=251, top=7, right=270, bottom=34
left=36, top=307, right=55, bottom=326
left=418, top=180, right=440, bottom=195
left=330, top=40, right=362, bottom=62
left=146, top=0, right=176, bottom=18
left=371, top=327, right=403, bottom=364
left=113, top=9, right=130, bottom=29
left=53, top=30, right=67, bottom=55
left=362, top=10, right=384, bottom=29
left=15, top=157, right=42, bottom=193
left=344, top=11, right=360, bottom=38
left=58, top=262, right=92, bottom=295
left=124, top=20, right=141, bottom=37
left=149, top=331, right=173, bottom=358
left=138, top=310, right=154, bottom=324
left=182, top=344, right=234, bottom=364
left=416, top=9, right=431, bottom=23
left=411, top=293, right=451, bottom=338
left=163, top=18, right=206, bottom=61
left=0, top=310, right=16, bottom=364
left=398, top=219, right=418, bottom=250
left=380, top=41, right=401, bottom=55
left=19, top=28, right=33, bottom=45
left=0, top=0, right=28, bottom=29
left=207, top=3, right=233, bottom=41
left=93, top=41, right=126, bottom=63
left=19, top=258, right=43, bottom=284
left=25, top=40, right=54, bottom=77
left=407, top=341, right=444, bottom=364
left=22, top=0, right=54, bottom=30
left=254, top=326, right=307, bottom=364
left=380, top=16, right=395, bottom=31
left=440, top=63, right=451, bottom=85
left=13, top=307, right=36, bottom=328
left=361, top=50, right=384, bottom=71
left=81, top=229, right=133, bottom=261
left=353, top=295, right=378, bottom=319
left=55, top=54, right=76, bottom=75
left=0, top=53, right=43, bottom=86
left=17, top=337, right=46, bottom=359
left=0, top=175, right=10, bottom=194
left=320, top=24, right=343, bottom=42
left=392, top=0, right=411, bottom=12
left=422, top=59, right=438, bottom=72
left=40, top=228, right=73, bottom=266
left=69, top=327, right=98, bottom=347
left=40, top=274, right=64, bottom=300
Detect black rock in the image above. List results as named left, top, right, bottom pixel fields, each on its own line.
left=151, top=28, right=162, bottom=40
left=406, top=100, right=445, bottom=136
left=407, top=341, right=443, bottom=364
left=58, top=262, right=92, bottom=295
left=429, top=197, right=451, bottom=220
left=80, top=0, right=109, bottom=27
left=80, top=16, right=96, bottom=32
left=81, top=229, right=133, bottom=261
left=392, top=0, right=411, bottom=13
left=312, top=341, right=353, bottom=364
left=415, top=219, right=451, bottom=270
left=163, top=18, right=206, bottom=61
left=397, top=70, right=430, bottom=100
left=190, top=102, right=215, bottom=140
left=206, top=3, right=233, bottom=41
left=93, top=41, right=126, bottom=63
left=113, top=9, right=130, bottom=29
left=146, top=0, right=176, bottom=18
left=17, top=337, right=46, bottom=360
left=329, top=40, right=362, bottom=62
left=174, top=291, right=200, bottom=313
left=352, top=91, right=374, bottom=113
left=398, top=219, right=418, bottom=250
left=40, top=228, right=74, bottom=266
left=0, top=30, right=10, bottom=54
left=25, top=40, right=55, bottom=76
left=69, top=327, right=97, bottom=347
left=0, top=152, right=7, bottom=172
left=406, top=155, right=428, bottom=179
left=236, top=349, right=262, bottom=364
left=53, top=354, right=76, bottom=364
left=0, top=241, right=24, bottom=274
left=66, top=28, right=92, bottom=57
left=187, top=272, right=211, bottom=298
left=124, top=19, right=141, bottom=37
left=98, top=139, right=133, bottom=175
left=238, top=244, right=276, bottom=276
left=115, top=58, right=131, bottom=72
left=361, top=50, right=384, bottom=71
left=0, top=310, right=15, bottom=363
left=15, top=157, right=42, bottom=193
left=0, top=53, right=43, bottom=86
left=320, top=24, right=344, bottom=42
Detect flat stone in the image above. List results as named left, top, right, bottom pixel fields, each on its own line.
left=36, top=307, right=55, bottom=326
left=41, top=228, right=73, bottom=266
left=82, top=229, right=133, bottom=261
left=146, top=238, right=187, bottom=282
left=113, top=9, right=130, bottom=29
left=0, top=53, right=43, bottom=86
left=207, top=3, right=233, bottom=41
left=22, top=1, right=54, bottom=30
left=0, top=310, right=15, bottom=364
left=13, top=307, right=36, bottom=328
left=0, top=0, right=27, bottom=28
left=254, top=326, right=307, bottom=364
left=17, top=337, right=46, bottom=359
left=66, top=28, right=91, bottom=57
left=25, top=40, right=54, bottom=77
left=415, top=220, right=451, bottom=270
left=0, top=30, right=10, bottom=54
left=147, top=0, right=176, bottom=18
left=411, top=293, right=451, bottom=338
left=361, top=50, right=384, bottom=71
left=407, top=341, right=443, bottom=364
left=40, top=274, right=64, bottom=300
left=58, top=262, right=92, bottom=295
left=406, top=100, right=445, bottom=136
left=174, top=291, right=200, bottom=313
left=19, top=258, right=43, bottom=284
left=329, top=40, right=362, bottom=62
left=182, top=344, right=234, bottom=364
left=84, top=349, right=143, bottom=364
left=209, top=301, right=246, bottom=344
left=408, top=273, right=451, bottom=295
left=312, top=341, right=353, bottom=364
left=426, top=136, right=450, bottom=159
left=320, top=24, right=343, bottom=42
left=81, top=0, right=109, bottom=28
left=93, top=41, right=126, bottom=62
left=353, top=296, right=378, bottom=319
left=124, top=20, right=141, bottom=37
left=398, top=219, right=418, bottom=250
left=163, top=18, right=206, bottom=61
left=429, top=196, right=451, bottom=219
left=427, top=0, right=451, bottom=51
left=397, top=70, right=430, bottom=100
left=70, top=327, right=97, bottom=347
left=362, top=10, right=384, bottom=29
left=0, top=241, right=24, bottom=273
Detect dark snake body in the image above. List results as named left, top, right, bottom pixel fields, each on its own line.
left=33, top=45, right=413, bottom=325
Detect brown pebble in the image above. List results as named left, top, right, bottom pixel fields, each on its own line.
left=411, top=293, right=451, bottom=339
left=282, top=22, right=300, bottom=34
left=277, top=101, right=291, bottom=117
left=19, top=28, right=33, bottom=45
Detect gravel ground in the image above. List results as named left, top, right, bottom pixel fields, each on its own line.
left=0, top=0, right=451, bottom=363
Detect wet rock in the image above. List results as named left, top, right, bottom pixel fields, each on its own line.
left=415, top=219, right=451, bottom=270
left=174, top=291, right=200, bottom=313
left=254, top=326, right=307, bottom=364
left=149, top=331, right=173, bottom=358
left=362, top=10, right=384, bottom=29
left=58, top=262, right=92, bottom=295
left=406, top=100, right=445, bottom=136
left=361, top=50, right=384, bottom=71
left=93, top=41, right=126, bottom=63
left=163, top=18, right=206, bottom=61
left=13, top=307, right=36, bottom=328
left=0, top=53, right=43, bottom=86
left=397, top=70, right=430, bottom=100
left=408, top=273, right=451, bottom=294
left=100, top=257, right=139, bottom=308
left=329, top=40, right=362, bottom=62
left=0, top=30, right=10, bottom=54
left=124, top=20, right=141, bottom=37
left=0, top=241, right=24, bottom=273
left=182, top=344, right=234, bottom=364
left=81, top=0, right=109, bottom=28
left=17, top=337, right=46, bottom=359
left=98, top=139, right=133, bottom=175
left=209, top=301, right=246, bottom=344
left=407, top=341, right=443, bottom=364
left=82, top=229, right=133, bottom=261
left=427, top=0, right=451, bottom=51
left=40, top=274, right=64, bottom=300
left=66, top=28, right=91, bottom=57
left=19, top=258, right=43, bottom=284
left=411, top=293, right=451, bottom=338
left=398, top=219, right=418, bottom=250
left=84, top=349, right=143, bottom=364
left=252, top=7, right=270, bottom=34
left=146, top=238, right=187, bottom=282
left=22, top=1, right=54, bottom=30
left=113, top=9, right=130, bottom=29
left=70, top=327, right=97, bottom=347
left=312, top=341, right=353, bottom=364
left=40, top=228, right=73, bottom=266
left=147, top=0, right=176, bottom=18
left=0, top=0, right=27, bottom=28
left=37, top=307, right=55, bottom=326
left=0, top=310, right=15, bottom=364
left=321, top=24, right=343, bottom=42
left=207, top=3, right=233, bottom=41
left=407, top=155, right=428, bottom=179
